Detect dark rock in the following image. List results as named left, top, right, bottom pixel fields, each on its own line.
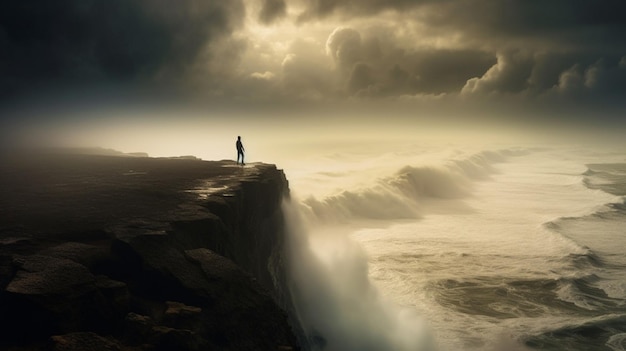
left=110, top=231, right=206, bottom=302
left=1, top=255, right=127, bottom=341
left=95, top=275, right=131, bottom=325
left=6, top=255, right=96, bottom=296
left=3, top=255, right=98, bottom=339
left=151, top=325, right=207, bottom=351
left=51, top=331, right=121, bottom=351
left=0, top=253, right=15, bottom=290
left=123, top=312, right=209, bottom=351
left=123, top=312, right=156, bottom=346
left=42, top=242, right=110, bottom=271
left=111, top=234, right=298, bottom=350
left=183, top=248, right=299, bottom=351
left=0, top=235, right=36, bottom=257
left=163, top=301, right=202, bottom=332
left=183, top=248, right=271, bottom=305
left=0, top=236, right=33, bottom=248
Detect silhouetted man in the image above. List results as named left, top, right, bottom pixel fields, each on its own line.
left=236, top=136, right=245, bottom=165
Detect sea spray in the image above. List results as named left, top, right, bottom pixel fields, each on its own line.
left=281, top=200, right=435, bottom=351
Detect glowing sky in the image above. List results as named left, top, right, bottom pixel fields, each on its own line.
left=1, top=0, right=625, bottom=151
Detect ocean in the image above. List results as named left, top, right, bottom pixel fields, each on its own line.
left=274, top=142, right=626, bottom=351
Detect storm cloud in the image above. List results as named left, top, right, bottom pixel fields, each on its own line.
left=298, top=0, right=626, bottom=48
left=1, top=0, right=625, bottom=123
left=322, top=26, right=495, bottom=96
left=0, top=0, right=245, bottom=99
left=296, top=0, right=626, bottom=94
left=259, top=0, right=288, bottom=24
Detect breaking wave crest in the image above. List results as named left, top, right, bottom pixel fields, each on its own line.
left=300, top=149, right=518, bottom=223
left=583, top=163, right=626, bottom=196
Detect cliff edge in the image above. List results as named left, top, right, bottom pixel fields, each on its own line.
left=0, top=150, right=298, bottom=351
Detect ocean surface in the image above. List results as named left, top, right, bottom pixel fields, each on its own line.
left=276, top=142, right=626, bottom=351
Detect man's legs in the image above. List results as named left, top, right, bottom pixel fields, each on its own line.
left=238, top=151, right=245, bottom=165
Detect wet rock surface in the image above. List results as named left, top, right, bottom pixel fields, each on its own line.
left=0, top=150, right=297, bottom=351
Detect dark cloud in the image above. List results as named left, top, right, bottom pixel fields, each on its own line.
left=325, top=27, right=495, bottom=97
left=462, top=50, right=534, bottom=95
left=406, top=50, right=496, bottom=94
left=583, top=58, right=626, bottom=94
left=526, top=52, right=583, bottom=92
left=259, top=0, right=287, bottom=24
left=347, top=62, right=374, bottom=93
left=461, top=51, right=626, bottom=99
left=0, top=0, right=245, bottom=101
left=309, top=20, right=626, bottom=118
left=547, top=57, right=626, bottom=100
left=299, top=0, right=626, bottom=51
left=294, top=1, right=626, bottom=106
left=459, top=1, right=626, bottom=39
left=297, top=0, right=433, bottom=21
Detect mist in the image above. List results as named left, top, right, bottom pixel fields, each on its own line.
left=283, top=200, right=435, bottom=351
left=4, top=97, right=625, bottom=164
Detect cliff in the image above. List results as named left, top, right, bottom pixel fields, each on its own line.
left=0, top=150, right=299, bottom=351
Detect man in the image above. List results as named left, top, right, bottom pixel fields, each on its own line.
left=236, top=136, right=245, bottom=165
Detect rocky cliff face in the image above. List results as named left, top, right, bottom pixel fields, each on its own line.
left=0, top=152, right=299, bottom=351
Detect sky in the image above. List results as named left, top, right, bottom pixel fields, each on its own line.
left=1, top=0, right=626, bottom=154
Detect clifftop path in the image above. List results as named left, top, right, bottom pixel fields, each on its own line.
left=0, top=150, right=298, bottom=351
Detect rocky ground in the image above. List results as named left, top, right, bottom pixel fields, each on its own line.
left=0, top=149, right=299, bottom=351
